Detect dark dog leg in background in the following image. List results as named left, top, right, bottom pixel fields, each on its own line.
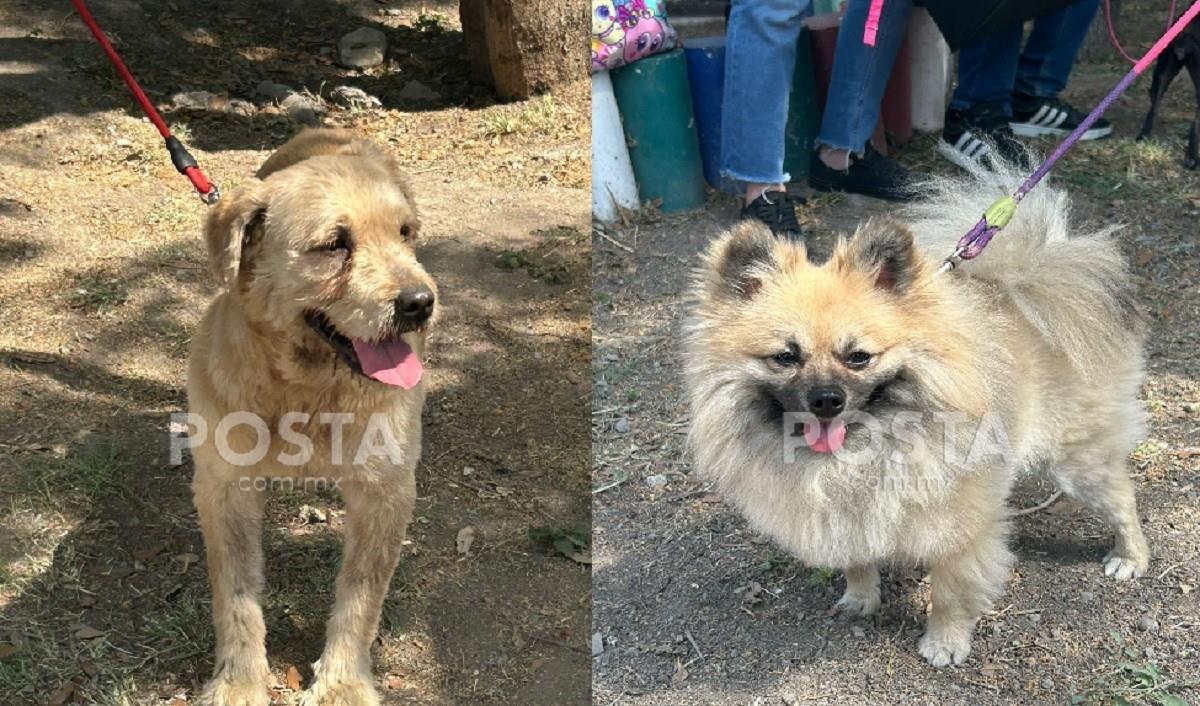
left=1137, top=49, right=1184, bottom=141
left=1185, top=56, right=1200, bottom=169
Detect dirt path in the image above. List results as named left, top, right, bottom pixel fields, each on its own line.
left=591, top=57, right=1200, bottom=706
left=0, top=1, right=589, bottom=704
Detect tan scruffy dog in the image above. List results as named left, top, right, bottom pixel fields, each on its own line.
left=684, top=165, right=1151, bottom=667
left=188, top=129, right=436, bottom=705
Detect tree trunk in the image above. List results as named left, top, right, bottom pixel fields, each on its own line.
left=1079, top=0, right=1119, bottom=63
left=460, top=0, right=586, bottom=100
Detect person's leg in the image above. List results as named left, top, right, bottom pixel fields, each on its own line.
left=721, top=0, right=809, bottom=204
left=807, top=0, right=919, bottom=201
left=1014, top=0, right=1101, bottom=100
left=948, top=24, right=1024, bottom=114
left=938, top=23, right=1029, bottom=170
left=1008, top=0, right=1112, bottom=139
left=814, top=0, right=913, bottom=161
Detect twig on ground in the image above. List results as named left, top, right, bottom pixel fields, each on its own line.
left=1014, top=489, right=1064, bottom=516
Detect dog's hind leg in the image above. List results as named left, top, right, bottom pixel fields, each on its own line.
left=1052, top=456, right=1150, bottom=581
left=193, top=466, right=271, bottom=706
left=834, top=564, right=881, bottom=616
left=1184, top=55, right=1200, bottom=169
left=304, top=476, right=416, bottom=706
left=919, top=525, right=1014, bottom=667
left=1137, top=50, right=1184, bottom=141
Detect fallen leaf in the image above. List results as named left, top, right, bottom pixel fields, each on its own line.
left=456, top=526, right=476, bottom=555
left=175, top=553, right=200, bottom=573
left=0, top=644, right=18, bottom=658
left=47, top=683, right=77, bottom=706
left=132, top=543, right=166, bottom=561
left=1135, top=248, right=1154, bottom=266
left=670, top=660, right=689, bottom=687
left=79, top=660, right=97, bottom=677
left=980, top=662, right=1005, bottom=678
left=385, top=674, right=405, bottom=689
left=285, top=665, right=302, bottom=691
left=74, top=626, right=104, bottom=640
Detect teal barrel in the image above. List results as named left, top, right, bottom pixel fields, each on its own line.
left=611, top=48, right=707, bottom=213
left=783, top=28, right=820, bottom=181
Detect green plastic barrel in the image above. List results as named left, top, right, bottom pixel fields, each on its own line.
left=611, top=49, right=707, bottom=213
left=783, top=29, right=820, bottom=181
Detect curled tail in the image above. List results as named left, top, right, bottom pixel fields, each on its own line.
left=905, top=161, right=1146, bottom=377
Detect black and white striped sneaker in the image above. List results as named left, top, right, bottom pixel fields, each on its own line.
left=937, top=104, right=1031, bottom=171
left=1010, top=94, right=1112, bottom=140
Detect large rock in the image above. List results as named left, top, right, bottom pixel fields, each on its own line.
left=329, top=85, right=382, bottom=110
left=337, top=27, right=387, bottom=68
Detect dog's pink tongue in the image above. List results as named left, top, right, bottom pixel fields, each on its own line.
left=807, top=420, right=847, bottom=454
left=351, top=338, right=422, bottom=389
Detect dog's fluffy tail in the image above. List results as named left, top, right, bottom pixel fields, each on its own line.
left=905, top=160, right=1146, bottom=376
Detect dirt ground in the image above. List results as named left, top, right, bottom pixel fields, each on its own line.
left=592, top=19, right=1200, bottom=706
left=0, top=1, right=589, bottom=704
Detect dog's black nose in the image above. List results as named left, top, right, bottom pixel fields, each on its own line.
left=806, top=385, right=845, bottom=419
left=395, top=286, right=435, bottom=325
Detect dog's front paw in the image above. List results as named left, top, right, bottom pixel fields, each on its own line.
left=918, top=629, right=972, bottom=667
left=300, top=676, right=381, bottom=706
left=1103, top=551, right=1148, bottom=581
left=833, top=587, right=881, bottom=617
left=194, top=677, right=271, bottom=706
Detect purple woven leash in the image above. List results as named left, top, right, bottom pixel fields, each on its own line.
left=941, top=0, right=1200, bottom=273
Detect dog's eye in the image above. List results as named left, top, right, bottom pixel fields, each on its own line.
left=400, top=223, right=416, bottom=241
left=771, top=349, right=801, bottom=367
left=315, top=226, right=352, bottom=253
left=844, top=350, right=873, bottom=369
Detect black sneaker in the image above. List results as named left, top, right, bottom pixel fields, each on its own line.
left=1010, top=93, right=1112, bottom=140
left=807, top=143, right=914, bottom=201
left=938, top=102, right=1031, bottom=171
left=740, top=190, right=804, bottom=239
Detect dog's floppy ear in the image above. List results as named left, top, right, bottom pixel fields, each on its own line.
left=843, top=217, right=920, bottom=293
left=204, top=179, right=266, bottom=286
left=704, top=221, right=779, bottom=299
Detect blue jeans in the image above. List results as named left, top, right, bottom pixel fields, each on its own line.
left=721, top=0, right=911, bottom=185
left=950, top=0, right=1101, bottom=114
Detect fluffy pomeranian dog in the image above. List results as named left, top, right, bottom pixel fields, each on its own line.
left=683, top=166, right=1151, bottom=667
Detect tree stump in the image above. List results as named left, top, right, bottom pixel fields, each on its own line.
left=460, top=0, right=586, bottom=100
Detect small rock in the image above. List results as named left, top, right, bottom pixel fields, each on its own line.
left=380, top=7, right=403, bottom=15
left=1136, top=614, right=1159, bottom=633
left=850, top=625, right=866, bottom=638
left=330, top=85, right=382, bottom=109
left=591, top=632, right=603, bottom=656
left=613, top=417, right=631, bottom=434
left=1027, top=613, right=1041, bottom=626
left=226, top=98, right=256, bottom=116
left=645, top=474, right=668, bottom=488
left=281, top=94, right=324, bottom=125
left=337, top=27, right=387, bottom=68
left=1145, top=646, right=1156, bottom=659
left=398, top=80, right=441, bottom=103
left=298, top=504, right=327, bottom=523
left=115, top=138, right=131, bottom=147
left=171, top=91, right=215, bottom=110
left=1040, top=677, right=1053, bottom=690
left=256, top=80, right=295, bottom=102
left=1080, top=590, right=1094, bottom=602
left=462, top=466, right=476, bottom=477
left=455, top=526, right=476, bottom=555
left=782, top=695, right=799, bottom=706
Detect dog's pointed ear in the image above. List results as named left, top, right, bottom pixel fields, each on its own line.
left=843, top=217, right=921, bottom=293
left=204, top=179, right=266, bottom=286
left=704, top=221, right=779, bottom=300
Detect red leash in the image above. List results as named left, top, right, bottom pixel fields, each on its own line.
left=70, top=0, right=219, bottom=204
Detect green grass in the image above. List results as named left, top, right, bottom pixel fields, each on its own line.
left=1070, top=660, right=1195, bottom=706
left=481, top=96, right=563, bottom=138
left=67, top=271, right=129, bottom=312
